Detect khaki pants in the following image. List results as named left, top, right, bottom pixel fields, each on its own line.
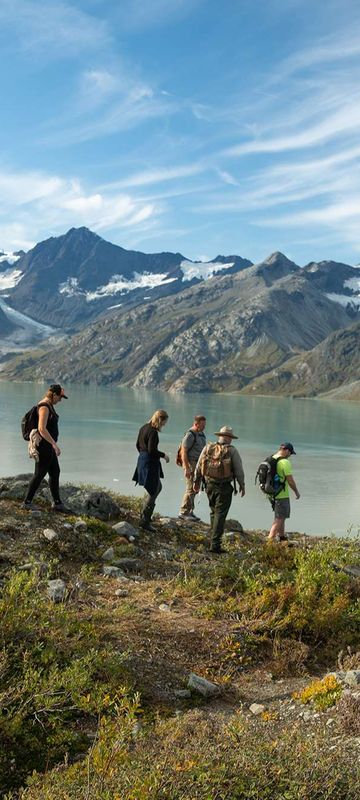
left=180, top=464, right=196, bottom=514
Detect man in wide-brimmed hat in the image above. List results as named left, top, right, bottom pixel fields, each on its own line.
left=193, top=425, right=245, bottom=554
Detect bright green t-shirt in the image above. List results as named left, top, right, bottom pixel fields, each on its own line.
left=274, top=456, right=292, bottom=499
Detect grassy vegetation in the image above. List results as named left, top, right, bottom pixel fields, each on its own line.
left=0, top=494, right=360, bottom=798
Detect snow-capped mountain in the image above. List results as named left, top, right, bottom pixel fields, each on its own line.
left=6, top=227, right=252, bottom=329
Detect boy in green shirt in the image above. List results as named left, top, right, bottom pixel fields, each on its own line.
left=267, top=442, right=300, bottom=543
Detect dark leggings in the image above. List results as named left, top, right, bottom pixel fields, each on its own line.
left=25, top=440, right=61, bottom=504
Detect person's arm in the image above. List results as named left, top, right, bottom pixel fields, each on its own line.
left=193, top=450, right=205, bottom=492
left=38, top=406, right=61, bottom=456
left=231, top=448, right=245, bottom=496
left=148, top=427, right=169, bottom=462
left=181, top=431, right=195, bottom=477
left=287, top=474, right=300, bottom=499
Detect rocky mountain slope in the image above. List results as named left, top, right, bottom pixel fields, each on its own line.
left=241, top=318, right=360, bottom=399
left=5, top=227, right=252, bottom=330
left=1, top=252, right=355, bottom=392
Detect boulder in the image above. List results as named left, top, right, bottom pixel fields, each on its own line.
left=249, top=703, right=265, bottom=716
left=62, top=488, right=121, bottom=520
left=102, top=565, right=126, bottom=578
left=111, top=521, right=139, bottom=539
left=344, top=670, right=360, bottom=687
left=102, top=547, right=115, bottom=562
left=43, top=528, right=58, bottom=542
left=187, top=673, right=219, bottom=697
left=74, top=519, right=87, bottom=532
left=224, top=519, right=243, bottom=533
left=47, top=579, right=66, bottom=603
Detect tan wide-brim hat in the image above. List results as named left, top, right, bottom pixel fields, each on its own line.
left=214, top=425, right=238, bottom=439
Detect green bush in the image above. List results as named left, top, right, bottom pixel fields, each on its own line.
left=11, top=709, right=360, bottom=800
left=0, top=571, right=130, bottom=795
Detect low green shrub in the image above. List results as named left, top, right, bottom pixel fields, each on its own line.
left=0, top=571, right=131, bottom=796
left=11, top=709, right=360, bottom=800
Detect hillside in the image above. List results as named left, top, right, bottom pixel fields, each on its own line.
left=241, top=319, right=360, bottom=398
left=1, top=252, right=354, bottom=392
left=0, top=479, right=359, bottom=798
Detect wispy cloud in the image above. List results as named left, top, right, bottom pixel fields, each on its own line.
left=115, top=0, right=204, bottom=31
left=0, top=167, right=162, bottom=250
left=0, top=0, right=110, bottom=58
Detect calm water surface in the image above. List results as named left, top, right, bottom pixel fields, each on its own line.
left=0, top=381, right=359, bottom=537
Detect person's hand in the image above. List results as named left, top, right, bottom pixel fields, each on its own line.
left=53, top=444, right=61, bottom=456
left=240, top=487, right=245, bottom=497
left=164, top=453, right=170, bottom=464
left=295, top=491, right=300, bottom=499
left=193, top=482, right=200, bottom=494
left=185, top=467, right=192, bottom=479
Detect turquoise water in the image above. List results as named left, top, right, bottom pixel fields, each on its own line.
left=0, top=380, right=359, bottom=537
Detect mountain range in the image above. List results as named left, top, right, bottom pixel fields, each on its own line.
left=0, top=227, right=360, bottom=397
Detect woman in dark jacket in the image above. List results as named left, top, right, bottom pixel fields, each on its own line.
left=133, top=409, right=169, bottom=531
left=24, top=384, right=69, bottom=512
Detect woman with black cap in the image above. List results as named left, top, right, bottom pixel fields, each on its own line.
left=23, top=384, right=69, bottom=512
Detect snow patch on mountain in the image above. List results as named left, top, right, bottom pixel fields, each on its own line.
left=344, top=277, right=360, bottom=293
left=0, top=268, right=23, bottom=290
left=0, top=252, right=21, bottom=266
left=85, top=272, right=177, bottom=302
left=326, top=292, right=360, bottom=308
left=59, top=272, right=177, bottom=302
left=180, top=259, right=234, bottom=281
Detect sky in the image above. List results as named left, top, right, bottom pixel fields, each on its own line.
left=1, top=0, right=360, bottom=265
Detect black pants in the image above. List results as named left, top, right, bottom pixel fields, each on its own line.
left=141, top=480, right=162, bottom=523
left=206, top=480, right=233, bottom=550
left=25, top=440, right=61, bottom=504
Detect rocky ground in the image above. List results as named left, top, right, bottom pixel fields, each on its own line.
left=0, top=476, right=360, bottom=798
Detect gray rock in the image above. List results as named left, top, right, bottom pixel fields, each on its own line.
left=224, top=519, right=243, bottom=533
left=174, top=689, right=191, bottom=699
left=61, top=487, right=121, bottom=520
left=113, top=557, right=141, bottom=571
left=102, top=565, right=126, bottom=578
left=344, top=670, right=360, bottom=687
left=115, top=588, right=129, bottom=597
left=74, top=519, right=87, bottom=532
left=131, top=575, right=145, bottom=582
left=18, top=561, right=48, bottom=576
left=159, top=602, right=171, bottom=613
left=249, top=703, right=265, bottom=716
left=342, top=565, right=360, bottom=579
left=62, top=522, right=73, bottom=530
left=43, top=528, right=58, bottom=542
left=29, top=510, right=42, bottom=517
left=112, top=521, right=138, bottom=539
left=187, top=673, right=219, bottom=697
left=102, top=547, right=115, bottom=562
left=47, top=579, right=66, bottom=603
left=158, top=517, right=179, bottom=529
left=302, top=711, right=313, bottom=722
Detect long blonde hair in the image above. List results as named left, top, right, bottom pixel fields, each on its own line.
left=149, top=409, right=169, bottom=430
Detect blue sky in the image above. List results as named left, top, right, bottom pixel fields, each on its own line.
left=1, top=0, right=360, bottom=265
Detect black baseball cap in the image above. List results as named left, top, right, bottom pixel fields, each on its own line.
left=49, top=384, right=68, bottom=399
left=280, top=442, right=296, bottom=454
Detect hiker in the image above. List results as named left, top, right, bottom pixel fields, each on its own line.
left=23, top=384, right=69, bottom=512
left=193, top=425, right=245, bottom=553
left=267, top=443, right=300, bottom=543
left=132, top=409, right=170, bottom=532
left=178, top=414, right=207, bottom=521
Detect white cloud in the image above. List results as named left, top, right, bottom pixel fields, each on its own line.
left=0, top=167, right=161, bottom=251
left=99, top=163, right=205, bottom=190
left=0, top=0, right=110, bottom=58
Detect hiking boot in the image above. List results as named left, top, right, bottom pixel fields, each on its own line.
left=139, top=521, right=156, bottom=532
left=51, top=502, right=71, bottom=514
left=186, top=512, right=201, bottom=521
left=210, top=546, right=226, bottom=554
left=23, top=501, right=41, bottom=511
left=178, top=512, right=199, bottom=522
